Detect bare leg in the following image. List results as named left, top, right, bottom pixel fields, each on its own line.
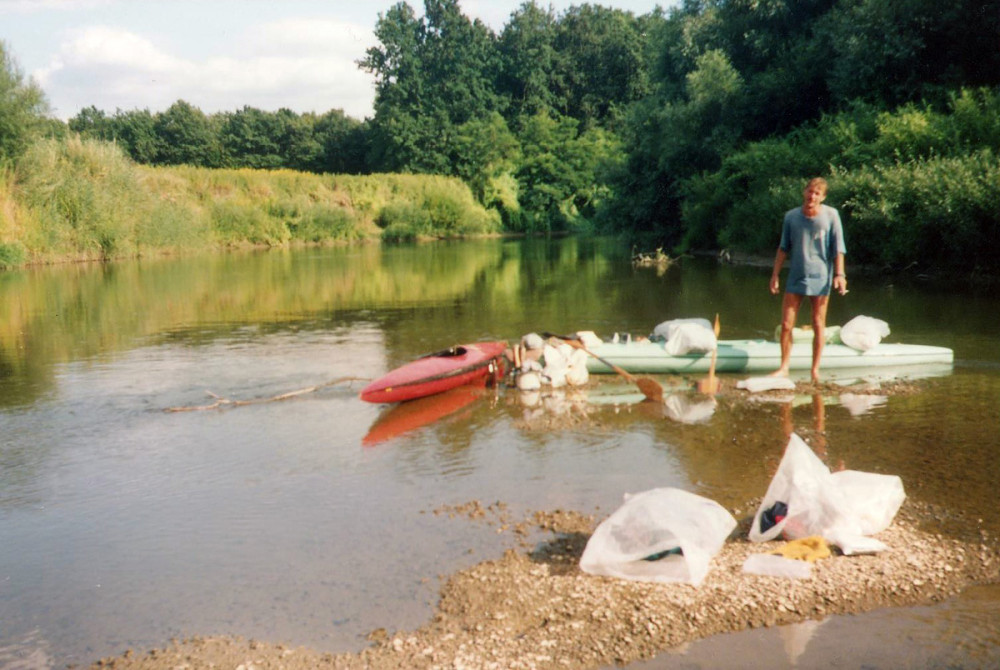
left=770, top=293, right=803, bottom=377
left=809, top=295, right=830, bottom=382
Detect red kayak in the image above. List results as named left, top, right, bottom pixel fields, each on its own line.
left=359, top=341, right=508, bottom=403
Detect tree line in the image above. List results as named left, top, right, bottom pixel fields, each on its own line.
left=3, top=0, right=999, bottom=272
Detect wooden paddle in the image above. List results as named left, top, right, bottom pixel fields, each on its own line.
left=696, top=314, right=721, bottom=394
left=542, top=332, right=664, bottom=403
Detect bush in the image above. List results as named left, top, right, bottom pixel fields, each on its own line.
left=16, top=137, right=147, bottom=259
left=679, top=87, right=1000, bottom=276
left=290, top=207, right=362, bottom=243
left=835, top=150, right=1000, bottom=272
left=209, top=200, right=290, bottom=246
left=0, top=241, right=25, bottom=268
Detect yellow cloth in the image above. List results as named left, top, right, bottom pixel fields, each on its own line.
left=769, top=536, right=831, bottom=562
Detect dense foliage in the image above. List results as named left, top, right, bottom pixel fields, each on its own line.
left=0, top=41, right=49, bottom=166
left=4, top=0, right=1000, bottom=273
left=602, top=0, right=1000, bottom=256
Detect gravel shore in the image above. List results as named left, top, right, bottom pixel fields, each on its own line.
left=92, top=498, right=999, bottom=670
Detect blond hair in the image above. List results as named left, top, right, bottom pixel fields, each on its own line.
left=806, top=177, right=828, bottom=193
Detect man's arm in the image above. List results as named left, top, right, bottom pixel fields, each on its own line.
left=770, top=249, right=787, bottom=295
left=832, top=253, right=847, bottom=295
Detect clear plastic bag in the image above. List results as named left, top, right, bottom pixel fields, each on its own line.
left=580, top=487, right=736, bottom=585
left=840, top=316, right=890, bottom=351
left=749, top=434, right=905, bottom=554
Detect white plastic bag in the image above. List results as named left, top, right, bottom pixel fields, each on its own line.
left=839, top=316, right=890, bottom=351
left=749, top=434, right=904, bottom=554
left=829, top=470, right=905, bottom=536
left=580, top=487, right=736, bottom=585
left=564, top=348, right=590, bottom=386
left=663, top=322, right=717, bottom=356
left=653, top=318, right=712, bottom=342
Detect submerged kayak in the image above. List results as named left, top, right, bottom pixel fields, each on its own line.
left=360, top=341, right=508, bottom=403
left=583, top=338, right=954, bottom=375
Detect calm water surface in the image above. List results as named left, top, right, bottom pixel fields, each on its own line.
left=1, top=239, right=998, bottom=668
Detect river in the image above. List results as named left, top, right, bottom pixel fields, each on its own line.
left=1, top=238, right=998, bottom=668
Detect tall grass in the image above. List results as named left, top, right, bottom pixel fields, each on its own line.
left=2, top=137, right=500, bottom=267
left=16, top=137, right=149, bottom=260
left=334, top=173, right=501, bottom=241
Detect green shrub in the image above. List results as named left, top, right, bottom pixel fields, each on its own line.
left=210, top=200, right=290, bottom=246
left=835, top=150, right=1000, bottom=272
left=377, top=203, right=432, bottom=241
left=290, top=207, right=361, bottom=243
left=0, top=241, right=26, bottom=268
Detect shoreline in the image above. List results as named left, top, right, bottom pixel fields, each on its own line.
left=91, top=498, right=1000, bottom=670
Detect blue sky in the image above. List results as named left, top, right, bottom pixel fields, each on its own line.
left=1, top=0, right=672, bottom=121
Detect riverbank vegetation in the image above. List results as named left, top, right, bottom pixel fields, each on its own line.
left=0, top=134, right=499, bottom=266
left=1, top=0, right=998, bottom=273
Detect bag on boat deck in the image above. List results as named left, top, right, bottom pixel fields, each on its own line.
left=580, top=487, right=736, bottom=585
left=839, top=316, right=890, bottom=351
left=652, top=318, right=717, bottom=356
left=749, top=434, right=905, bottom=555
left=652, top=318, right=712, bottom=342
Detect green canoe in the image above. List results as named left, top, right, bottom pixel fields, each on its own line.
left=583, top=338, right=954, bottom=375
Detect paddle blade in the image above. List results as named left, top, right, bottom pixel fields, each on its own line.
left=637, top=377, right=664, bottom=403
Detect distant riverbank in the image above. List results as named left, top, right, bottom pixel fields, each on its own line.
left=0, top=137, right=501, bottom=270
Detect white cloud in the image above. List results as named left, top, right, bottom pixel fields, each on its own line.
left=33, top=18, right=377, bottom=120
left=0, top=0, right=113, bottom=13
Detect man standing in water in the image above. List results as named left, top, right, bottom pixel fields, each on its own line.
left=769, top=177, right=847, bottom=382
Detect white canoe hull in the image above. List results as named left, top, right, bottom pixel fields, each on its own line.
left=584, top=339, right=954, bottom=375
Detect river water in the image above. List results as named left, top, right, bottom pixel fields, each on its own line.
left=0, top=238, right=998, bottom=668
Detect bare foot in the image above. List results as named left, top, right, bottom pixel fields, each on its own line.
left=769, top=367, right=790, bottom=378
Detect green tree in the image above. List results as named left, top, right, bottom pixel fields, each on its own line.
left=822, top=0, right=1000, bottom=107
left=498, top=2, right=562, bottom=120
left=450, top=111, right=520, bottom=210
left=553, top=4, right=650, bottom=126
left=110, top=109, right=158, bottom=164
left=68, top=105, right=111, bottom=138
left=274, top=108, right=322, bottom=172
left=516, top=112, right=618, bottom=232
left=601, top=47, right=745, bottom=246
left=312, top=110, right=368, bottom=174
left=361, top=0, right=503, bottom=174
left=0, top=41, right=49, bottom=165
left=218, top=106, right=284, bottom=169
left=152, top=100, right=220, bottom=167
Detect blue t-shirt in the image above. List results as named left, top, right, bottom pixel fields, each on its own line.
left=779, top=204, right=846, bottom=296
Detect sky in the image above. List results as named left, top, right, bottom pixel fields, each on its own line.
left=1, top=0, right=672, bottom=122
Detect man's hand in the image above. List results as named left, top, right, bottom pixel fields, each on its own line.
left=833, top=275, right=848, bottom=296
left=769, top=275, right=780, bottom=295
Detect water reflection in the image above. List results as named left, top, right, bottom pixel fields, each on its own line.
left=362, top=385, right=483, bottom=447
left=662, top=393, right=717, bottom=424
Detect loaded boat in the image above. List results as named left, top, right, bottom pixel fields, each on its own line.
left=582, top=337, right=953, bottom=375
left=359, top=341, right=508, bottom=403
